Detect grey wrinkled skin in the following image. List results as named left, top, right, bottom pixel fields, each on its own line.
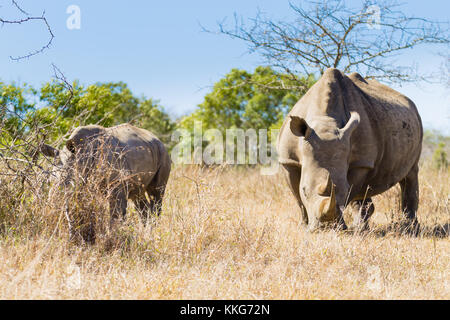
left=277, top=68, right=423, bottom=233
left=42, top=124, right=171, bottom=227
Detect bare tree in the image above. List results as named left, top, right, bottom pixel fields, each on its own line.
left=211, top=0, right=449, bottom=83
left=0, top=0, right=54, bottom=60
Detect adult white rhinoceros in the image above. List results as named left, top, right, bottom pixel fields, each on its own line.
left=42, top=123, right=171, bottom=226
left=277, top=68, right=423, bottom=233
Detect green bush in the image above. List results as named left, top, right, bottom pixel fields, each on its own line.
left=432, top=142, right=449, bottom=170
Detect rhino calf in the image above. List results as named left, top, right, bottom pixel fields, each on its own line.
left=42, top=124, right=171, bottom=232
left=277, top=68, right=423, bottom=233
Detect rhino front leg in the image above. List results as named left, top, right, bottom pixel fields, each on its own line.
left=133, top=193, right=152, bottom=222
left=281, top=164, right=308, bottom=226
left=400, top=164, right=420, bottom=235
left=351, top=198, right=374, bottom=231
left=109, top=187, right=128, bottom=227
left=63, top=198, right=75, bottom=241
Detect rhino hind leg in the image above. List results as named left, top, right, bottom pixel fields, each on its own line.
left=146, top=185, right=165, bottom=217
left=399, top=164, right=420, bottom=235
left=281, top=165, right=308, bottom=226
left=351, top=198, right=374, bottom=231
left=146, top=165, right=170, bottom=217
left=133, top=194, right=152, bottom=222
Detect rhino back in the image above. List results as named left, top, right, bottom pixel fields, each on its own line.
left=107, top=124, right=168, bottom=187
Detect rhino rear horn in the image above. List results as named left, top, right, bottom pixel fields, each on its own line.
left=339, top=112, right=360, bottom=139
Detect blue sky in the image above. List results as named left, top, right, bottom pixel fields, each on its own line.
left=0, top=0, right=449, bottom=133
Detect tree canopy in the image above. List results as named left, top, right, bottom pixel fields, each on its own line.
left=1, top=80, right=175, bottom=148
left=179, top=66, right=315, bottom=133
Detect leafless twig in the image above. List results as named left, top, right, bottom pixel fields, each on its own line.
left=0, top=0, right=54, bottom=60
left=209, top=0, right=449, bottom=83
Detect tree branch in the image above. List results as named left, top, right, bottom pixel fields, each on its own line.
left=210, top=0, right=449, bottom=84
left=0, top=0, right=54, bottom=60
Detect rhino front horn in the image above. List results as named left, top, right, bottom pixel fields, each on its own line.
left=327, top=183, right=337, bottom=215
left=319, top=183, right=337, bottom=220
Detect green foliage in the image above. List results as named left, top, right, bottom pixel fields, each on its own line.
left=423, top=129, right=450, bottom=146
left=432, top=142, right=449, bottom=170
left=137, top=98, right=176, bottom=145
left=0, top=81, right=37, bottom=140
left=179, top=66, right=315, bottom=133
left=1, top=80, right=175, bottom=147
left=422, top=129, right=450, bottom=162
left=174, top=67, right=314, bottom=164
left=1, top=66, right=314, bottom=156
left=37, top=81, right=141, bottom=141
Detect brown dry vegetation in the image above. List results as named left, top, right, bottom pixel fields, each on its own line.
left=0, top=162, right=448, bottom=299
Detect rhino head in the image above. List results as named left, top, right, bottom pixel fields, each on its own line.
left=289, top=112, right=360, bottom=231
left=41, top=125, right=110, bottom=186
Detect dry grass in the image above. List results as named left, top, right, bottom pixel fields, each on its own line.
left=0, top=163, right=448, bottom=299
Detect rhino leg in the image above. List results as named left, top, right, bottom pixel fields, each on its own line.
left=146, top=185, right=165, bottom=217
left=281, top=165, right=308, bottom=226
left=146, top=165, right=170, bottom=216
left=351, top=198, right=374, bottom=231
left=133, top=193, right=152, bottom=222
left=399, top=164, right=420, bottom=235
left=109, top=187, right=128, bottom=227
left=64, top=200, right=76, bottom=242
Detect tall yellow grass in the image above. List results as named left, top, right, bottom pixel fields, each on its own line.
left=0, top=163, right=448, bottom=299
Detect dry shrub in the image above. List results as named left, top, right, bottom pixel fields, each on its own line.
left=0, top=136, right=148, bottom=248
left=0, top=163, right=60, bottom=240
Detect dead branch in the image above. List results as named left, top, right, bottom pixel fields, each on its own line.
left=0, top=0, right=54, bottom=60
left=209, top=0, right=449, bottom=83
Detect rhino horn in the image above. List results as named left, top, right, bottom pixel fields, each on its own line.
left=319, top=182, right=337, bottom=219
left=327, top=183, right=337, bottom=215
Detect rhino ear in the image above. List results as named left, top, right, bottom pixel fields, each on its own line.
left=339, top=112, right=360, bottom=139
left=66, top=139, right=76, bottom=154
left=290, top=116, right=310, bottom=137
left=41, top=144, right=60, bottom=158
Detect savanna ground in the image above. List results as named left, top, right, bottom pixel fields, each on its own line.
left=0, top=162, right=448, bottom=299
